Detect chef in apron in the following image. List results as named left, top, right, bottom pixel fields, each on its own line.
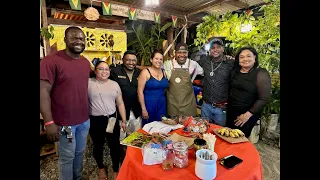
left=164, top=43, right=204, bottom=117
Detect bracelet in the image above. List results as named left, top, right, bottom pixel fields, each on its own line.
left=44, top=121, right=54, bottom=126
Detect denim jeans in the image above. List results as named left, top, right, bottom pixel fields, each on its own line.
left=201, top=102, right=226, bottom=126
left=58, top=119, right=90, bottom=180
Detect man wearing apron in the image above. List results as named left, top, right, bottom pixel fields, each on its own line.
left=164, top=43, right=204, bottom=117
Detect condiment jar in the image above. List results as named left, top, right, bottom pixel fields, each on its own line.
left=173, top=141, right=188, bottom=168
left=162, top=148, right=174, bottom=170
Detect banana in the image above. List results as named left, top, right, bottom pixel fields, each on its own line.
left=219, top=128, right=226, bottom=136
left=234, top=129, right=245, bottom=137
left=233, top=130, right=240, bottom=138
left=219, top=128, right=244, bottom=138
left=225, top=129, right=230, bottom=137
left=229, top=131, right=236, bottom=138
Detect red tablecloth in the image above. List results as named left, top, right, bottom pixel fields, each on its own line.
left=117, top=124, right=263, bottom=180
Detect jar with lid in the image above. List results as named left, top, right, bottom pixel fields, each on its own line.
left=173, top=141, right=188, bottom=168
left=162, top=148, right=174, bottom=170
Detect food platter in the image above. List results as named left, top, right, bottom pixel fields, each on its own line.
left=212, top=128, right=249, bottom=144
left=161, top=115, right=189, bottom=125
left=161, top=116, right=181, bottom=125
left=162, top=118, right=178, bottom=125
left=120, top=132, right=169, bottom=149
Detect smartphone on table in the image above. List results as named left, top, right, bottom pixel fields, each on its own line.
left=219, top=155, right=243, bottom=169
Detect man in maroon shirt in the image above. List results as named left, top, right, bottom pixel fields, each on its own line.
left=40, top=26, right=91, bottom=180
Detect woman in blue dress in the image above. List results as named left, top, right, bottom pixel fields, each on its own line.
left=138, top=50, right=169, bottom=127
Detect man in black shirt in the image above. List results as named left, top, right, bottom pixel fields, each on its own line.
left=198, top=38, right=234, bottom=126
left=110, top=51, right=142, bottom=134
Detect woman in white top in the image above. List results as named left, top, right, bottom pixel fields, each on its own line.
left=88, top=61, right=126, bottom=180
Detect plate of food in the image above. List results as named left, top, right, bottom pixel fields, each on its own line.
left=161, top=116, right=178, bottom=125
left=120, top=132, right=169, bottom=149
left=213, top=127, right=249, bottom=144
left=187, top=117, right=210, bottom=134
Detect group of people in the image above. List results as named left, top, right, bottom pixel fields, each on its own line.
left=40, top=26, right=271, bottom=180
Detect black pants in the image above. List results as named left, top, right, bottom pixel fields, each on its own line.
left=89, top=114, right=120, bottom=172
left=226, top=105, right=259, bottom=138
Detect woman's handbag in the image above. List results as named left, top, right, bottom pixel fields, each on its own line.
left=95, top=79, right=118, bottom=133
left=106, top=116, right=117, bottom=133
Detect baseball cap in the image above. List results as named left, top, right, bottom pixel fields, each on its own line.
left=175, top=43, right=188, bottom=51
left=210, top=38, right=224, bottom=48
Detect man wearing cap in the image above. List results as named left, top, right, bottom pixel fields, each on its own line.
left=198, top=38, right=234, bottom=126
left=164, top=43, right=204, bottom=117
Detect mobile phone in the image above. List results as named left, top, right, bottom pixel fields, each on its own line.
left=220, top=155, right=243, bottom=169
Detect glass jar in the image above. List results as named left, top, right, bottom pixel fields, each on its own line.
left=173, top=141, right=188, bottom=168
left=162, top=149, right=174, bottom=170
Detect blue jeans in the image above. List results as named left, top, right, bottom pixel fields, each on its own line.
left=58, top=119, right=90, bottom=180
left=201, top=102, right=226, bottom=126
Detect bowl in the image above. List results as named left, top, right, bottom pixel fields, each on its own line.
left=194, top=138, right=207, bottom=151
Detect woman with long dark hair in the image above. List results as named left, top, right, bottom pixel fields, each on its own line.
left=88, top=61, right=127, bottom=180
left=226, top=47, right=271, bottom=137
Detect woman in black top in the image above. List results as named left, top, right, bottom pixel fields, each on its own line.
left=226, top=47, right=271, bottom=137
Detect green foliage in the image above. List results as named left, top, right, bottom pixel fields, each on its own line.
left=40, top=26, right=54, bottom=39
left=194, top=0, right=280, bottom=73
left=262, top=81, right=280, bottom=117
left=127, top=22, right=172, bottom=65
left=195, top=0, right=280, bottom=117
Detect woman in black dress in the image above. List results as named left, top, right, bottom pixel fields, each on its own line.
left=226, top=47, right=271, bottom=137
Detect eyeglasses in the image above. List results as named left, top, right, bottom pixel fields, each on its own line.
left=97, top=68, right=109, bottom=71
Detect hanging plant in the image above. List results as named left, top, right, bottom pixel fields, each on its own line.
left=40, top=26, right=54, bottom=40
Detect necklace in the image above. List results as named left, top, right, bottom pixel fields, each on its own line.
left=151, top=67, right=162, bottom=80
left=210, top=61, right=223, bottom=76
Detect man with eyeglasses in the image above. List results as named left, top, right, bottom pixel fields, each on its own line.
left=110, top=51, right=142, bottom=134
left=164, top=43, right=204, bottom=117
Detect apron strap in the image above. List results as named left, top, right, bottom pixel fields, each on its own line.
left=171, top=59, right=175, bottom=70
